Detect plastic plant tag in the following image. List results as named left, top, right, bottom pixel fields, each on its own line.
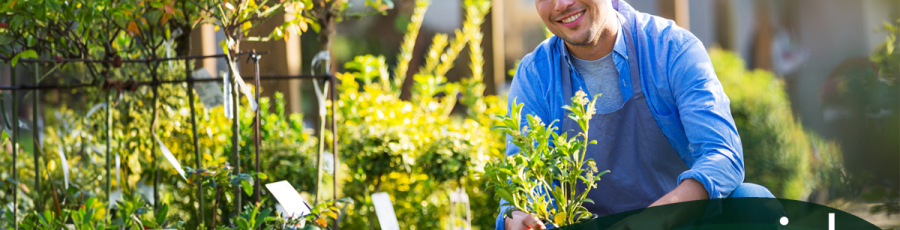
left=235, top=77, right=258, bottom=112
left=371, top=192, right=400, bottom=230
left=108, top=190, right=122, bottom=208
left=265, top=181, right=311, bottom=219
left=449, top=188, right=469, bottom=203
left=192, top=69, right=225, bottom=109
left=274, top=203, right=287, bottom=217
left=84, top=103, right=106, bottom=125
left=322, top=152, right=334, bottom=174
left=153, top=133, right=186, bottom=180
left=57, top=145, right=70, bottom=189
left=223, top=72, right=232, bottom=119
left=116, top=153, right=121, bottom=190
left=226, top=59, right=259, bottom=112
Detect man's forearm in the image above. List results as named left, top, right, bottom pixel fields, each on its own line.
left=649, top=178, right=709, bottom=207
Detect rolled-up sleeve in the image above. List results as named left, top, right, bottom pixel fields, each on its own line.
left=495, top=57, right=551, bottom=230
left=668, top=39, right=745, bottom=199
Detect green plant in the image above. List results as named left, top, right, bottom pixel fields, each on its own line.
left=710, top=48, right=844, bottom=200
left=485, top=91, right=609, bottom=227
left=185, top=162, right=267, bottom=229
left=70, top=197, right=111, bottom=230
left=19, top=209, right=70, bottom=230
left=334, top=0, right=503, bottom=229
left=230, top=201, right=273, bottom=230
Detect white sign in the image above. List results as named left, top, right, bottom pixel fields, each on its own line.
left=371, top=192, right=400, bottom=230
left=265, top=181, right=311, bottom=219
left=192, top=69, right=224, bottom=109
left=57, top=145, right=70, bottom=189
left=154, top=133, right=186, bottom=180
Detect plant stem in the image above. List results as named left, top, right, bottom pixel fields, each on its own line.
left=212, top=186, right=222, bottom=230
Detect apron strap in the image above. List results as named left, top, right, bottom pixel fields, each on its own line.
left=621, top=14, right=643, bottom=94
left=561, top=50, right=575, bottom=107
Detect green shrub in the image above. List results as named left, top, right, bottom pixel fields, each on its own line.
left=710, top=48, right=844, bottom=200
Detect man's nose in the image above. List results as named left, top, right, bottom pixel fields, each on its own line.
left=555, top=0, right=576, bottom=12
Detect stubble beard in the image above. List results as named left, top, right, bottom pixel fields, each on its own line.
left=559, top=9, right=614, bottom=51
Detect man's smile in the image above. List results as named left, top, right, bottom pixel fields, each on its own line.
left=556, top=9, right=586, bottom=28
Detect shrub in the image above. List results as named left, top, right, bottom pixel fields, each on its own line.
left=710, top=48, right=844, bottom=200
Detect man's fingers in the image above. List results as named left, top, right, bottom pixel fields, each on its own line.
left=525, top=214, right=545, bottom=230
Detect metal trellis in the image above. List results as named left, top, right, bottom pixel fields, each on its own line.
left=1, top=51, right=338, bottom=229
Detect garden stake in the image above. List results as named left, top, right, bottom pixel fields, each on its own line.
left=186, top=59, right=206, bottom=227
left=231, top=55, right=242, bottom=216
left=152, top=80, right=160, bottom=210
left=105, top=75, right=112, bottom=218
left=10, top=64, right=17, bottom=230
left=330, top=73, right=338, bottom=230
left=252, top=51, right=262, bottom=205
left=32, top=63, right=41, bottom=213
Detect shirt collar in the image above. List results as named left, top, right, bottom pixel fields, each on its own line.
left=559, top=11, right=629, bottom=68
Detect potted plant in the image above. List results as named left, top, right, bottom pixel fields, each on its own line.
left=484, top=91, right=610, bottom=228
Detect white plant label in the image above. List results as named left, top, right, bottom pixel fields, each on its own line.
left=265, top=181, right=311, bottom=219
left=192, top=69, right=224, bottom=109
left=57, top=145, right=70, bottom=189
left=116, top=153, right=121, bottom=190
left=234, top=76, right=258, bottom=112
left=84, top=103, right=107, bottom=126
left=154, top=133, right=186, bottom=180
left=226, top=60, right=259, bottom=112
left=371, top=192, right=400, bottom=230
left=108, top=190, right=122, bottom=208
left=224, top=72, right=233, bottom=119
left=322, top=152, right=334, bottom=174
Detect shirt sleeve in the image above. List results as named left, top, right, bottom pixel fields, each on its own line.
left=495, top=59, right=551, bottom=230
left=668, top=39, right=745, bottom=199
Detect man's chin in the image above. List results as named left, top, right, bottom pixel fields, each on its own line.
left=560, top=34, right=594, bottom=47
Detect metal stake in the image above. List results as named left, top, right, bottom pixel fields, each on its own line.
left=251, top=52, right=261, bottom=204
left=330, top=74, right=339, bottom=230
left=10, top=64, right=18, bottom=230
left=32, top=63, right=40, bottom=213
left=186, top=60, right=206, bottom=226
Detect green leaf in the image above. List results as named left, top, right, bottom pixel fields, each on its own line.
left=156, top=204, right=169, bottom=227
left=0, top=34, right=13, bottom=45
left=495, top=188, right=514, bottom=202
left=241, top=180, right=253, bottom=196
left=254, top=209, right=271, bottom=229
left=11, top=49, right=36, bottom=67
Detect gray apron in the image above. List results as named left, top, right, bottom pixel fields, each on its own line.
left=560, top=19, right=690, bottom=217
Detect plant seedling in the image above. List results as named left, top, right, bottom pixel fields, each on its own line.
left=485, top=90, right=610, bottom=227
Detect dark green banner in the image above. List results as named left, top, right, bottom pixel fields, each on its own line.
left=557, top=198, right=879, bottom=230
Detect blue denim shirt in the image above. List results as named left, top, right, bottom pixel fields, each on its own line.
left=496, top=1, right=744, bottom=228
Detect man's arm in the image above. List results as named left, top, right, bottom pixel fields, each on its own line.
left=496, top=58, right=552, bottom=230
left=649, top=178, right=708, bottom=207
left=666, top=38, right=745, bottom=200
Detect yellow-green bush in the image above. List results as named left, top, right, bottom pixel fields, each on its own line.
left=710, top=48, right=844, bottom=200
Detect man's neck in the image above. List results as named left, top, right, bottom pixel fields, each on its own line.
left=565, top=12, right=619, bottom=61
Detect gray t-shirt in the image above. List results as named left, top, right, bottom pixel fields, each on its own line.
left=570, top=52, right=623, bottom=113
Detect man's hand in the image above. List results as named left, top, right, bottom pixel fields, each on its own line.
left=505, top=210, right=546, bottom=230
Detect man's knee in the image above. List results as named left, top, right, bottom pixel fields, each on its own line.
left=728, top=183, right=775, bottom=198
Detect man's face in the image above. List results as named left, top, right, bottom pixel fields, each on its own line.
left=537, top=0, right=612, bottom=46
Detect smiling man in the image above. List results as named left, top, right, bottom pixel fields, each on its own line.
left=498, top=0, right=775, bottom=230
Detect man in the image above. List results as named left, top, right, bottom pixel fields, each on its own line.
left=498, top=0, right=775, bottom=229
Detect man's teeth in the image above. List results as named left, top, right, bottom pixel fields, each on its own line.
left=562, top=12, right=583, bottom=23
